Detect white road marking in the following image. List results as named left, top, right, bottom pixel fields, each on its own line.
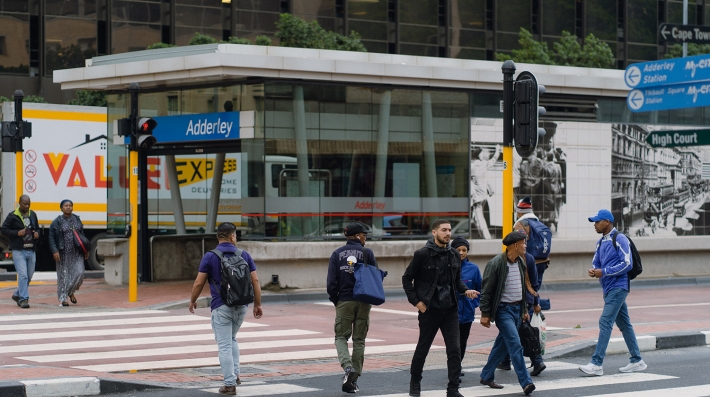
left=462, top=360, right=580, bottom=374
left=0, top=316, right=265, bottom=331
left=0, top=323, right=215, bottom=342
left=72, top=344, right=441, bottom=372
left=579, top=384, right=710, bottom=397
left=0, top=310, right=164, bottom=322
left=18, top=337, right=382, bottom=363
left=201, top=383, right=320, bottom=396
left=0, top=329, right=321, bottom=354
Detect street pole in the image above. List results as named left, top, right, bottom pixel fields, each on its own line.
left=128, top=83, right=139, bottom=302
left=683, top=0, right=688, bottom=57
left=14, top=91, right=24, bottom=198
left=502, top=60, right=516, bottom=248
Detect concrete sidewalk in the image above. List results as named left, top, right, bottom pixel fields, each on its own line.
left=0, top=276, right=708, bottom=396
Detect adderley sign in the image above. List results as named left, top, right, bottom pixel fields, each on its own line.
left=152, top=112, right=240, bottom=144
left=624, top=53, right=710, bottom=90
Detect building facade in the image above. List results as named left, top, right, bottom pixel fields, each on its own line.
left=6, top=0, right=710, bottom=101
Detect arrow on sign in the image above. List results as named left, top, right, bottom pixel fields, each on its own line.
left=625, top=66, right=641, bottom=87
left=627, top=90, right=645, bottom=111
left=661, top=25, right=670, bottom=40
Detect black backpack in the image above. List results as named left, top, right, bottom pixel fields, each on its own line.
left=519, top=322, right=541, bottom=358
left=610, top=231, right=643, bottom=280
left=210, top=248, right=254, bottom=307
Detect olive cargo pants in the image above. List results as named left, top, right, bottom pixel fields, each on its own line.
left=334, top=300, right=372, bottom=376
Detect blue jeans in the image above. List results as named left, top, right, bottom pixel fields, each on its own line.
left=211, top=304, right=248, bottom=386
left=13, top=250, right=36, bottom=301
left=480, top=303, right=532, bottom=388
left=592, top=288, right=642, bottom=366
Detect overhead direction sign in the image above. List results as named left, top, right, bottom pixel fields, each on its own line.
left=659, top=23, right=710, bottom=45
left=627, top=80, right=710, bottom=112
left=624, top=54, right=710, bottom=89
left=645, top=129, right=710, bottom=148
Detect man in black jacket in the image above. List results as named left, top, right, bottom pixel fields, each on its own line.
left=1, top=195, right=40, bottom=309
left=327, top=222, right=377, bottom=394
left=402, top=219, right=478, bottom=397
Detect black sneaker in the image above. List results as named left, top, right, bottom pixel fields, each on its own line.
left=446, top=389, right=464, bottom=397
left=496, top=362, right=511, bottom=370
left=342, top=367, right=357, bottom=393
left=12, top=295, right=20, bottom=307
left=352, top=381, right=359, bottom=393
left=19, top=300, right=29, bottom=309
left=409, top=380, right=421, bottom=396
left=531, top=363, right=546, bottom=376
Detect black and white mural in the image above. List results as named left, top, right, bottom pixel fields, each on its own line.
left=470, top=119, right=710, bottom=239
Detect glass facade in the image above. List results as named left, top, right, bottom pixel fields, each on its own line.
left=107, top=81, right=470, bottom=241
left=8, top=0, right=710, bottom=79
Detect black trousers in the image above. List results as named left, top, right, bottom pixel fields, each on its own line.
left=459, top=321, right=473, bottom=361
left=410, top=307, right=461, bottom=391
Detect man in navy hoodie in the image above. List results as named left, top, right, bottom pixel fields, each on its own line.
left=327, top=222, right=377, bottom=393
left=579, top=209, right=646, bottom=376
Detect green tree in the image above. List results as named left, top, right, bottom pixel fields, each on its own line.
left=255, top=35, right=272, bottom=46
left=224, top=36, right=253, bottom=45
left=147, top=42, right=176, bottom=49
left=553, top=31, right=615, bottom=68
left=665, top=43, right=710, bottom=58
left=68, top=90, right=107, bottom=107
left=275, top=13, right=366, bottom=51
left=496, top=28, right=554, bottom=65
left=24, top=95, right=46, bottom=103
left=189, top=32, right=218, bottom=45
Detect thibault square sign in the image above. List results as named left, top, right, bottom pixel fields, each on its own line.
left=645, top=129, right=710, bottom=148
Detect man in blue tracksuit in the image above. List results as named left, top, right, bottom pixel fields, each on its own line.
left=579, top=209, right=647, bottom=376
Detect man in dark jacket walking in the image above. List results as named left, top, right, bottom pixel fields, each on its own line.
left=327, top=222, right=377, bottom=394
left=402, top=219, right=478, bottom=397
left=478, top=230, right=535, bottom=395
left=1, top=195, right=39, bottom=309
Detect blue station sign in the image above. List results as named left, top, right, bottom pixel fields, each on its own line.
left=151, top=111, right=240, bottom=143
left=627, top=81, right=710, bottom=112
left=624, top=54, right=710, bottom=89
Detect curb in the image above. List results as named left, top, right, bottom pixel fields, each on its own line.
left=0, top=377, right=169, bottom=397
left=548, top=330, right=710, bottom=359
left=0, top=270, right=104, bottom=282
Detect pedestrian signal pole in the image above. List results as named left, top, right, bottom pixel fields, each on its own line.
left=128, top=83, right=140, bottom=303
left=501, top=61, right=516, bottom=248
left=1, top=90, right=32, bottom=198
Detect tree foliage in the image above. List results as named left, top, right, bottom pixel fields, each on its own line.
left=497, top=28, right=615, bottom=69
left=0, top=95, right=45, bottom=103
left=665, top=43, right=710, bottom=58
left=68, top=90, right=107, bottom=107
left=275, top=13, right=366, bottom=51
left=147, top=42, right=176, bottom=50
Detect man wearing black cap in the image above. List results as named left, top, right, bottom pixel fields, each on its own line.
left=402, top=219, right=479, bottom=397
left=327, top=222, right=377, bottom=393
left=478, top=231, right=536, bottom=396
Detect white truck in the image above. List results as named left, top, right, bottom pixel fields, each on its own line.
left=0, top=102, right=109, bottom=271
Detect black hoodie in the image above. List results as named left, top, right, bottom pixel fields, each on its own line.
left=326, top=239, right=377, bottom=305
left=402, top=240, right=468, bottom=309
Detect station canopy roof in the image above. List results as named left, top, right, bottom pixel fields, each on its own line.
left=53, top=44, right=627, bottom=97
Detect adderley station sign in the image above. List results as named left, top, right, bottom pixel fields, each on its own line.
left=624, top=54, right=710, bottom=112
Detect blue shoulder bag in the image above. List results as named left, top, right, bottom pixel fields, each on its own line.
left=353, top=249, right=388, bottom=305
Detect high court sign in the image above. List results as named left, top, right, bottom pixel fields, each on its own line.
left=645, top=128, right=710, bottom=148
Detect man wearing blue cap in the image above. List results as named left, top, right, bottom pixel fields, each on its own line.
left=579, top=209, right=646, bottom=376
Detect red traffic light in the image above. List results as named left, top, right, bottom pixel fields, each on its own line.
left=137, top=118, right=157, bottom=134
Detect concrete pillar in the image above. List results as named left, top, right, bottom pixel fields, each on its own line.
left=165, top=155, right=186, bottom=234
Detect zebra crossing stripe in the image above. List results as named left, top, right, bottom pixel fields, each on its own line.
left=0, top=323, right=214, bottom=342
left=0, top=329, right=320, bottom=354
left=0, top=316, right=265, bottom=332
left=201, top=383, right=320, bottom=396
left=370, top=373, right=677, bottom=397
left=72, top=343, right=439, bottom=373
left=579, top=384, right=710, bottom=397
left=0, top=310, right=163, bottom=322
left=17, top=337, right=382, bottom=363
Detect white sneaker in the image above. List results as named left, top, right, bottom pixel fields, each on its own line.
left=579, top=363, right=603, bottom=376
left=619, top=360, right=647, bottom=373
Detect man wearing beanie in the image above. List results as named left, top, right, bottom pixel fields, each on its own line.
left=402, top=220, right=479, bottom=397
left=478, top=231, right=536, bottom=396
left=451, top=236, right=481, bottom=384
left=327, top=222, right=377, bottom=393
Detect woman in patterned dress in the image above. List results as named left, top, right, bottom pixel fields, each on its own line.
left=48, top=199, right=87, bottom=306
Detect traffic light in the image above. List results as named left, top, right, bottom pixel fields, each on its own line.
left=116, top=118, right=131, bottom=137
left=514, top=71, right=546, bottom=158
left=134, top=117, right=157, bottom=150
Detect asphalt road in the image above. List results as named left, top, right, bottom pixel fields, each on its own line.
left=106, top=345, right=710, bottom=396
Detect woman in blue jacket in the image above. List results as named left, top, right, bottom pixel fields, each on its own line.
left=451, top=236, right=482, bottom=377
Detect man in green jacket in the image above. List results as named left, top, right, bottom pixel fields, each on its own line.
left=478, top=231, right=535, bottom=395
